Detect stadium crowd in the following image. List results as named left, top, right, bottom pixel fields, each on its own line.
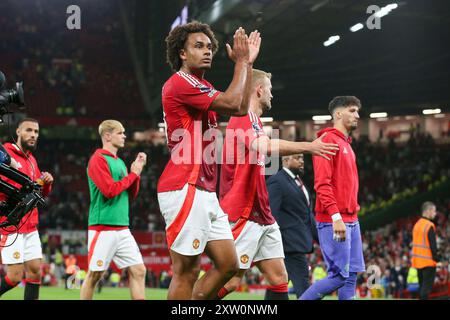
left=2, top=130, right=447, bottom=296
left=21, top=131, right=446, bottom=236
left=0, top=0, right=143, bottom=118
left=0, top=0, right=447, bottom=297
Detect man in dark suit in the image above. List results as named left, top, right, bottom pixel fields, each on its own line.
left=267, top=154, right=318, bottom=298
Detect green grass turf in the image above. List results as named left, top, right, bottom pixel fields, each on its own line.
left=0, top=286, right=290, bottom=300
left=1, top=286, right=395, bottom=300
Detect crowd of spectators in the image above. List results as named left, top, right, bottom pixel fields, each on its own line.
left=301, top=132, right=449, bottom=215
left=1, top=0, right=447, bottom=297
left=302, top=199, right=450, bottom=298
left=23, top=129, right=449, bottom=236
left=354, top=132, right=449, bottom=211
left=0, top=0, right=144, bottom=118
left=29, top=137, right=168, bottom=232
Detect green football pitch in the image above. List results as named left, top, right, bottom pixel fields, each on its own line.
left=0, top=286, right=297, bottom=300
left=1, top=286, right=397, bottom=300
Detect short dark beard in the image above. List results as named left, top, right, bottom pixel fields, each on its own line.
left=289, top=167, right=304, bottom=177
left=298, top=168, right=305, bottom=177
left=19, top=140, right=36, bottom=153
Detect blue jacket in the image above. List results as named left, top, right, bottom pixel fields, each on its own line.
left=267, top=169, right=318, bottom=254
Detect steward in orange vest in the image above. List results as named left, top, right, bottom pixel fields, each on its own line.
left=412, top=218, right=438, bottom=268
left=411, top=202, right=439, bottom=300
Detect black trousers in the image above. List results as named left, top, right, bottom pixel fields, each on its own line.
left=284, top=252, right=310, bottom=298
left=417, top=266, right=436, bottom=300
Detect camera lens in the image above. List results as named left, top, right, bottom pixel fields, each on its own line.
left=11, top=82, right=25, bottom=107
left=0, top=71, right=5, bottom=90
left=0, top=71, right=25, bottom=116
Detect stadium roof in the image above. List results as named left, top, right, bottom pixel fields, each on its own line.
left=175, top=0, right=450, bottom=120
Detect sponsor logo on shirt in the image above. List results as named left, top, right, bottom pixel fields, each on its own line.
left=252, top=122, right=263, bottom=135
left=207, top=118, right=217, bottom=129
left=197, top=83, right=212, bottom=93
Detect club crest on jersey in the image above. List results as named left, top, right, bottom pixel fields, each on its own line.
left=240, top=254, right=249, bottom=264
left=13, top=251, right=21, bottom=259
left=192, top=239, right=200, bottom=249
left=97, top=260, right=104, bottom=267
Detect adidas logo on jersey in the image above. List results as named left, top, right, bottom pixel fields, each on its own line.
left=343, top=147, right=349, bottom=154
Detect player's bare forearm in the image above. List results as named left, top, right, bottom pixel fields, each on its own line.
left=211, top=60, right=250, bottom=115
left=253, top=138, right=310, bottom=156
left=238, top=63, right=253, bottom=116
left=252, top=137, right=338, bottom=161
left=274, top=139, right=312, bottom=156
left=225, top=60, right=251, bottom=113
left=267, top=136, right=338, bottom=160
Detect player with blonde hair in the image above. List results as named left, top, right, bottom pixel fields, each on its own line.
left=80, top=119, right=147, bottom=300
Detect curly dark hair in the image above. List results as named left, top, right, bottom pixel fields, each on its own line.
left=328, top=96, right=362, bottom=115
left=165, top=21, right=219, bottom=72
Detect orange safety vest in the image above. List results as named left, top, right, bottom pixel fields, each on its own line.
left=411, top=218, right=437, bottom=269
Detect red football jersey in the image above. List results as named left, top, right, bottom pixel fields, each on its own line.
left=157, top=71, right=221, bottom=193
left=0, top=143, right=52, bottom=234
left=220, top=111, right=275, bottom=225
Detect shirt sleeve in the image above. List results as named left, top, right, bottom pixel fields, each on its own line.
left=313, top=136, right=339, bottom=215
left=128, top=174, right=141, bottom=200
left=428, top=227, right=439, bottom=262
left=87, top=154, right=139, bottom=199
left=173, top=74, right=221, bottom=112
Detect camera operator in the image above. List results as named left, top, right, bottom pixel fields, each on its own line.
left=0, top=118, right=53, bottom=300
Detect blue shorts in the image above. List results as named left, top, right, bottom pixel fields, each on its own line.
left=317, top=221, right=365, bottom=278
